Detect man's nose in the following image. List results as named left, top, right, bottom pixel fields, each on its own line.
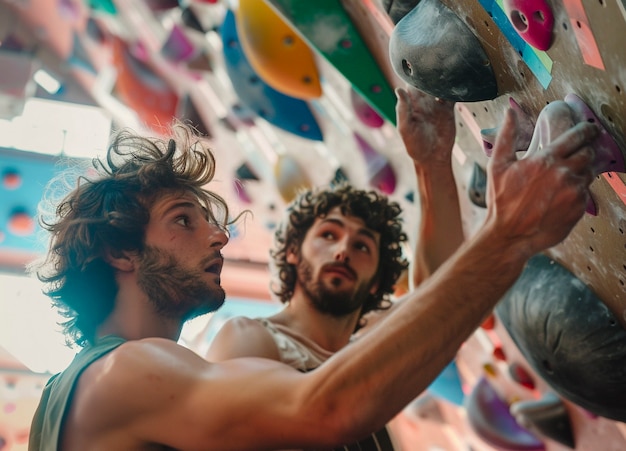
left=208, top=225, right=229, bottom=250
left=334, top=241, right=350, bottom=263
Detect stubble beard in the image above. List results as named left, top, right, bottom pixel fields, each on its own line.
left=137, top=245, right=225, bottom=322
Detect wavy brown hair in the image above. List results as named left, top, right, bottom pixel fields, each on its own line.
left=31, top=122, right=233, bottom=347
left=270, top=183, right=408, bottom=319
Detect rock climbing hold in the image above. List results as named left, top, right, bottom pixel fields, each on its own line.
left=2, top=169, right=22, bottom=190
left=235, top=162, right=259, bottom=181
left=382, top=0, right=421, bottom=24
left=564, top=93, right=625, bottom=176
left=465, top=377, right=545, bottom=450
left=496, top=254, right=626, bottom=422
left=221, top=9, right=323, bottom=141
left=389, top=0, right=497, bottom=102
left=493, top=345, right=507, bottom=361
left=8, top=209, right=35, bottom=236
left=235, top=0, right=322, bottom=99
left=468, top=162, right=487, bottom=208
left=511, top=392, right=575, bottom=449
left=503, top=0, right=555, bottom=51
left=481, top=313, right=496, bottom=330
left=350, top=88, right=384, bottom=128
left=353, top=132, right=397, bottom=195
left=509, top=362, right=536, bottom=390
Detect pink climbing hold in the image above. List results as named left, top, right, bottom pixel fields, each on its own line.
left=504, top=0, right=555, bottom=51
left=483, top=95, right=624, bottom=216
left=232, top=180, right=252, bottom=204
left=521, top=101, right=587, bottom=213
left=564, top=94, right=625, bottom=215
left=161, top=25, right=197, bottom=63
left=353, top=132, right=397, bottom=195
left=350, top=88, right=385, bottom=128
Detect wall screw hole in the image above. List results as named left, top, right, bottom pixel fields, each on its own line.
left=542, top=360, right=554, bottom=374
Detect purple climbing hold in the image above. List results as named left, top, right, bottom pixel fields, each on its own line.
left=564, top=93, right=625, bottom=176
left=465, top=377, right=545, bottom=450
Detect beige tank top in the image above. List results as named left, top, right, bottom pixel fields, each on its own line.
left=256, top=317, right=334, bottom=371
left=255, top=318, right=398, bottom=451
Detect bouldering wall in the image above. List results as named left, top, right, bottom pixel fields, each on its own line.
left=377, top=0, right=626, bottom=448
left=0, top=0, right=625, bottom=449
left=265, top=0, right=626, bottom=448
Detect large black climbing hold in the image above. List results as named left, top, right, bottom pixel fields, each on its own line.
left=382, top=0, right=421, bottom=24
left=389, top=0, right=498, bottom=102
left=496, top=254, right=626, bottom=422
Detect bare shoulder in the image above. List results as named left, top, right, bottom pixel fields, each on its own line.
left=206, top=316, right=281, bottom=362
left=62, top=338, right=211, bottom=449
left=72, top=338, right=208, bottom=419
left=64, top=337, right=311, bottom=450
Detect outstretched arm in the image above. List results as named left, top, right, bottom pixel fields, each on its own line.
left=395, top=86, right=464, bottom=288
left=72, top=109, right=597, bottom=451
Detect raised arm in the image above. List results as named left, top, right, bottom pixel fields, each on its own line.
left=71, top=109, right=597, bottom=451
left=395, top=86, right=464, bottom=287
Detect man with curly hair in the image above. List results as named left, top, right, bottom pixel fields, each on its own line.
left=29, top=85, right=598, bottom=450
left=206, top=86, right=464, bottom=449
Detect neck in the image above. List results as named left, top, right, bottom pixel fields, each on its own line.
left=271, top=290, right=361, bottom=352
left=97, top=283, right=183, bottom=342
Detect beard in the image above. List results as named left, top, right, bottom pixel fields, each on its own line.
left=296, top=256, right=373, bottom=317
left=136, top=245, right=225, bottom=322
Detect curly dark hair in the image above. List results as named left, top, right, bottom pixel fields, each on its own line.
left=270, top=183, right=409, bottom=319
left=30, top=122, right=234, bottom=347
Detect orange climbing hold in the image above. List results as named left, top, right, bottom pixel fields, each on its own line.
left=235, top=0, right=322, bottom=100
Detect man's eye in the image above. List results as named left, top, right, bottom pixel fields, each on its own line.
left=322, top=231, right=335, bottom=240
left=175, top=216, right=190, bottom=227
left=356, top=243, right=371, bottom=253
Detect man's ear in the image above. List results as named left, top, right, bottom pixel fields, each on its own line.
left=103, top=248, right=136, bottom=272
left=286, top=246, right=298, bottom=265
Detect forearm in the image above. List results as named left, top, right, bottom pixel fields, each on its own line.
left=306, top=220, right=526, bottom=441
left=412, top=159, right=464, bottom=286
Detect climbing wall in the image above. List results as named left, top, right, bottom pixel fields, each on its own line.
left=259, top=0, right=626, bottom=448
left=347, top=0, right=626, bottom=449
left=432, top=0, right=626, bottom=323
left=0, top=148, right=79, bottom=268
left=0, top=0, right=625, bottom=448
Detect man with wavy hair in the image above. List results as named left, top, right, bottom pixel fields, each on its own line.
left=206, top=86, right=464, bottom=449
left=29, top=86, right=598, bottom=450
